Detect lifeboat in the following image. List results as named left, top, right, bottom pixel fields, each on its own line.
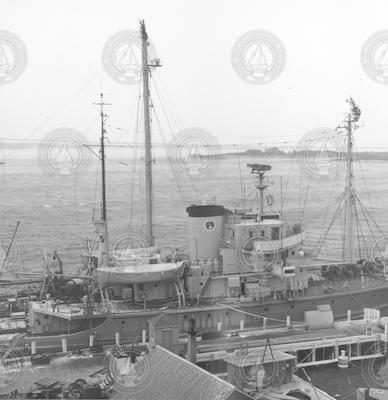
left=96, top=261, right=185, bottom=286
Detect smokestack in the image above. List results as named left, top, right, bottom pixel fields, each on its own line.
left=187, top=318, right=197, bottom=364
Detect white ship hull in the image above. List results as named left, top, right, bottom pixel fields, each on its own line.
left=96, top=262, right=185, bottom=285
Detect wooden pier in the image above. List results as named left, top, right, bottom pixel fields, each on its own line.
left=193, top=308, right=388, bottom=369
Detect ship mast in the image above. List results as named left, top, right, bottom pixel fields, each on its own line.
left=140, top=20, right=154, bottom=248
left=343, top=97, right=360, bottom=264
left=248, top=164, right=271, bottom=221
left=93, top=93, right=110, bottom=265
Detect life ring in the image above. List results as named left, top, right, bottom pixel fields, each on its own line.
left=229, top=287, right=239, bottom=297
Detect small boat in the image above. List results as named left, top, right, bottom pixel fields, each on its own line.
left=97, top=261, right=185, bottom=285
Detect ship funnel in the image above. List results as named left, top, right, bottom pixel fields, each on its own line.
left=186, top=204, right=225, bottom=261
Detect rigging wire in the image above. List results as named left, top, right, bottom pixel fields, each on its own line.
left=236, top=144, right=245, bottom=199
left=355, top=193, right=386, bottom=238
left=150, top=74, right=199, bottom=203
left=216, top=302, right=305, bottom=325
left=4, top=73, right=103, bottom=159
left=314, top=192, right=346, bottom=259
left=353, top=141, right=375, bottom=214
left=129, top=88, right=143, bottom=226
left=152, top=70, right=185, bottom=130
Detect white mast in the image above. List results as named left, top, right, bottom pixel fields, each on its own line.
left=140, top=21, right=154, bottom=248
left=248, top=164, right=271, bottom=221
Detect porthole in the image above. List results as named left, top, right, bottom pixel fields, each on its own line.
left=205, top=221, right=215, bottom=231
left=207, top=313, right=211, bottom=318
left=121, top=320, right=125, bottom=325
left=290, top=305, right=294, bottom=309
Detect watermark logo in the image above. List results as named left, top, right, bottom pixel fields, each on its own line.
left=369, top=235, right=388, bottom=271
left=231, top=350, right=286, bottom=391
left=170, top=128, right=220, bottom=178
left=38, top=128, right=90, bottom=178
left=361, top=30, right=388, bottom=84
left=297, top=128, right=343, bottom=179
left=0, top=30, right=27, bottom=84
left=231, top=30, right=286, bottom=85
left=102, top=30, right=157, bottom=85
left=237, top=232, right=278, bottom=274
left=111, top=228, right=151, bottom=269
left=109, top=345, right=152, bottom=396
left=0, top=347, right=23, bottom=394
left=361, top=342, right=388, bottom=389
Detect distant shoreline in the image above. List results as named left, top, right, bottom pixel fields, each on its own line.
left=209, top=148, right=388, bottom=161
left=2, top=145, right=388, bottom=162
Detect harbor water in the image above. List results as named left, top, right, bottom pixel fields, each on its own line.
left=1, top=155, right=388, bottom=398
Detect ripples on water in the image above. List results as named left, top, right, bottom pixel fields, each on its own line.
left=1, top=155, right=387, bottom=399
left=1, top=156, right=388, bottom=275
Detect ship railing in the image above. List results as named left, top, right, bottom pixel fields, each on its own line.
left=221, top=233, right=304, bottom=253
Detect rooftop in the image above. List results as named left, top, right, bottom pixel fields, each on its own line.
left=110, top=345, right=251, bottom=400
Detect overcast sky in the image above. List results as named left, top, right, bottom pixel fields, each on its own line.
left=1, top=0, right=388, bottom=154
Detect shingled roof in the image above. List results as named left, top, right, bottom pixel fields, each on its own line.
left=110, top=345, right=251, bottom=400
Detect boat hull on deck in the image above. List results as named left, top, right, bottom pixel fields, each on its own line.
left=96, top=262, right=184, bottom=285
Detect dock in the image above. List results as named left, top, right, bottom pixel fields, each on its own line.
left=193, top=308, right=388, bottom=368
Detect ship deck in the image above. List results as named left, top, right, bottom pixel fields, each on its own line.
left=29, top=273, right=388, bottom=321
left=302, top=272, right=388, bottom=298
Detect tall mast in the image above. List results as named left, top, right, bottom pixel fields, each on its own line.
left=140, top=20, right=154, bottom=248
left=343, top=97, right=360, bottom=264
left=100, top=93, right=108, bottom=222
left=93, top=93, right=110, bottom=264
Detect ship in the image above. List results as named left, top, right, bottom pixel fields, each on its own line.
left=8, top=21, right=388, bottom=355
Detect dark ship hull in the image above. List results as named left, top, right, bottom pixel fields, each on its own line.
left=13, top=280, right=388, bottom=354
